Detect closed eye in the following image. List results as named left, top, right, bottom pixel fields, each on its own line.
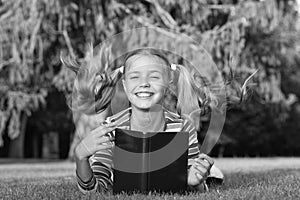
left=129, top=76, right=139, bottom=79
left=150, top=76, right=160, bottom=79
left=149, top=72, right=162, bottom=79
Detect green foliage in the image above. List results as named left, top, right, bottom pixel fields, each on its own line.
left=0, top=0, right=299, bottom=156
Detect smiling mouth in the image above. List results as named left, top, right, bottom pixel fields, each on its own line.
left=135, top=92, right=154, bottom=98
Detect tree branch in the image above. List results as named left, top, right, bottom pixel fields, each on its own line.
left=29, top=14, right=43, bottom=54
left=142, top=0, right=177, bottom=29
left=135, top=17, right=200, bottom=52
left=62, top=30, right=76, bottom=59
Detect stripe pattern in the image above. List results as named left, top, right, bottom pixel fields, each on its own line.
left=77, top=107, right=200, bottom=194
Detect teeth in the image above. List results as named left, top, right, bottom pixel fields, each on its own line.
left=136, top=92, right=152, bottom=97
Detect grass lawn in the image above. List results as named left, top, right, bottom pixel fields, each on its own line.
left=0, top=158, right=300, bottom=199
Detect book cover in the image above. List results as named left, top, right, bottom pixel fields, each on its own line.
left=113, top=128, right=188, bottom=194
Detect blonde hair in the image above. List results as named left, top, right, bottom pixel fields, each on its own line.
left=61, top=45, right=252, bottom=130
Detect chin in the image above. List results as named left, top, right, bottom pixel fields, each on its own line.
left=132, top=103, right=153, bottom=110
left=131, top=99, right=161, bottom=110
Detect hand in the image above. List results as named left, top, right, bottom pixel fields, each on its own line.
left=188, top=153, right=214, bottom=186
left=75, top=122, right=116, bottom=161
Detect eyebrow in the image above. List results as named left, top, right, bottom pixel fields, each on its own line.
left=127, top=71, right=140, bottom=75
left=127, top=70, right=163, bottom=75
left=149, top=70, right=163, bottom=74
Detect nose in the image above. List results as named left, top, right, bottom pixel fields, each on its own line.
left=139, top=77, right=150, bottom=88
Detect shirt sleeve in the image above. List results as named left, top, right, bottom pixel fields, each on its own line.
left=181, top=119, right=200, bottom=168
left=76, top=169, right=98, bottom=194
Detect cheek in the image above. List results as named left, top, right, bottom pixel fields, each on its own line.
left=124, top=80, right=137, bottom=94
left=152, top=80, right=168, bottom=92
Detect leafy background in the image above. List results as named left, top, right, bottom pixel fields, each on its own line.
left=0, top=0, right=300, bottom=158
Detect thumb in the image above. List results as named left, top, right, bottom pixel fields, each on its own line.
left=198, top=153, right=214, bottom=166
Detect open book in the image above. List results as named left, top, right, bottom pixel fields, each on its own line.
left=113, top=128, right=188, bottom=194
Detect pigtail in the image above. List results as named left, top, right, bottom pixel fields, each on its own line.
left=224, top=69, right=258, bottom=109
left=61, top=44, right=123, bottom=115
left=93, top=68, right=122, bottom=114
left=60, top=52, right=80, bottom=73
left=175, top=64, right=201, bottom=129
left=174, top=63, right=257, bottom=130
left=192, top=72, right=218, bottom=115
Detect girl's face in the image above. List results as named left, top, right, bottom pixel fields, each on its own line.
left=122, top=55, right=169, bottom=110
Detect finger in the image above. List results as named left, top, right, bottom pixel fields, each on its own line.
left=96, top=136, right=112, bottom=144
left=195, top=159, right=210, bottom=169
left=195, top=173, right=204, bottom=183
left=93, top=126, right=116, bottom=137
left=194, top=164, right=208, bottom=177
left=198, top=153, right=214, bottom=166
left=91, top=122, right=117, bottom=134
left=95, top=143, right=114, bottom=151
left=101, top=126, right=117, bottom=136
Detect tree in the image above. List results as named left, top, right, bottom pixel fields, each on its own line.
left=0, top=0, right=299, bottom=158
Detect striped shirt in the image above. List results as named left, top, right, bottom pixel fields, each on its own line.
left=76, top=107, right=200, bottom=194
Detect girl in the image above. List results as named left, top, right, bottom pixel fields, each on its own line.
left=64, top=47, right=221, bottom=194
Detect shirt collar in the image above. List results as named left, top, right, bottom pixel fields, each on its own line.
left=107, top=107, right=183, bottom=131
